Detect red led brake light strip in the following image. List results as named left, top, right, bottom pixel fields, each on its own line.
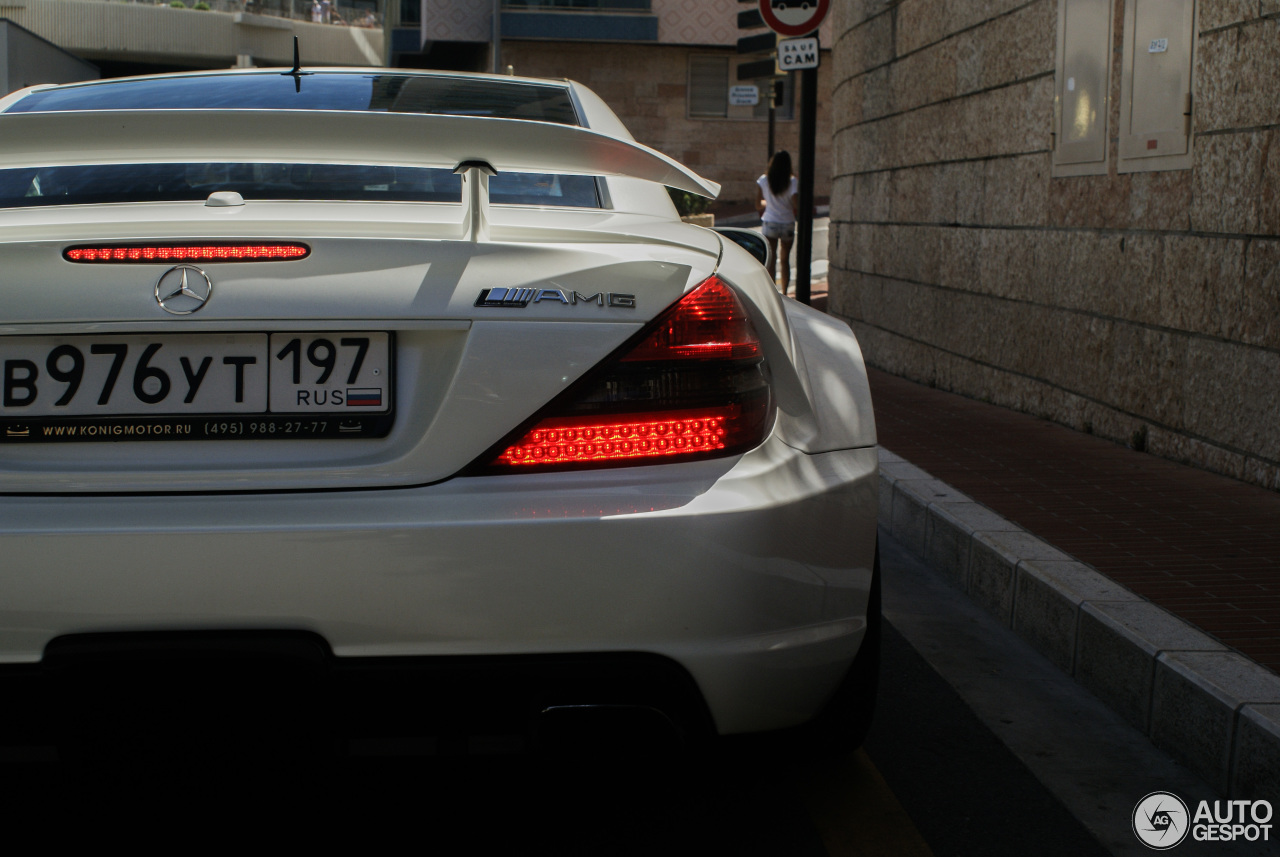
left=496, top=410, right=735, bottom=467
left=64, top=244, right=309, bottom=263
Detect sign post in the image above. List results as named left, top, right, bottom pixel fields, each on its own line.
left=767, top=79, right=781, bottom=160
left=795, top=52, right=817, bottom=306
left=736, top=18, right=779, bottom=163
left=758, top=0, right=828, bottom=306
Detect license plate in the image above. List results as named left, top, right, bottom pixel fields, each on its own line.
left=0, top=332, right=393, bottom=442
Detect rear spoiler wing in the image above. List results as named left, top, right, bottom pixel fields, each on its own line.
left=0, top=109, right=721, bottom=240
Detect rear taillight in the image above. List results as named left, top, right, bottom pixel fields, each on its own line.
left=63, top=244, right=309, bottom=263
left=481, top=275, right=772, bottom=472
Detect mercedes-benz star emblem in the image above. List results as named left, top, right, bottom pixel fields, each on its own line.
left=155, top=265, right=213, bottom=315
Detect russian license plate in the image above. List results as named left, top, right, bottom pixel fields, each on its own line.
left=0, top=332, right=393, bottom=442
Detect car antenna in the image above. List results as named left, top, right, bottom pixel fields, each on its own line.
left=281, top=36, right=312, bottom=93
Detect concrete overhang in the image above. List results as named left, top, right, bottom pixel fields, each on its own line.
left=0, top=0, right=383, bottom=68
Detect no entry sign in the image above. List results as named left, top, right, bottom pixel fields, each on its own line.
left=758, top=0, right=830, bottom=38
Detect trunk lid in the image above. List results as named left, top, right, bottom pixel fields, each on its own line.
left=0, top=201, right=720, bottom=493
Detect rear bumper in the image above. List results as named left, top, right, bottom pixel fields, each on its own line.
left=0, top=437, right=877, bottom=736
left=2, top=637, right=717, bottom=757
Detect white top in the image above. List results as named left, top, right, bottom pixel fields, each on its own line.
left=757, top=174, right=798, bottom=224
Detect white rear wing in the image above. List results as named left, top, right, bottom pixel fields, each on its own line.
left=0, top=109, right=721, bottom=199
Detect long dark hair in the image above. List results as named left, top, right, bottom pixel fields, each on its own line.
left=766, top=150, right=792, bottom=196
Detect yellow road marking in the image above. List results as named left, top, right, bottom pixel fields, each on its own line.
left=799, top=750, right=934, bottom=857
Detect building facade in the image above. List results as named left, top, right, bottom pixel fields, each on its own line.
left=828, top=0, right=1280, bottom=490
left=397, top=0, right=833, bottom=208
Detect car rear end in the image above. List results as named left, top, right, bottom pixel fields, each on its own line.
left=0, top=70, right=878, bottom=761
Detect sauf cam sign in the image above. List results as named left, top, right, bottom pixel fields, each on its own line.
left=778, top=37, right=819, bottom=71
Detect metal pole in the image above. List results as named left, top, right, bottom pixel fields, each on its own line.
left=381, top=0, right=397, bottom=68
left=795, top=61, right=817, bottom=306
left=491, top=0, right=502, bottom=74
left=767, top=81, right=776, bottom=160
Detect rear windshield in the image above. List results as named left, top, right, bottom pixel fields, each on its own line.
left=0, top=163, right=601, bottom=208
left=4, top=73, right=582, bottom=125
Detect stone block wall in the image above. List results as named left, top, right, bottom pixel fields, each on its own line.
left=828, top=0, right=1280, bottom=490
left=504, top=41, right=833, bottom=208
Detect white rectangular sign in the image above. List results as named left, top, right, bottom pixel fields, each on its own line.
left=778, top=37, right=819, bottom=71
left=729, top=85, right=759, bottom=106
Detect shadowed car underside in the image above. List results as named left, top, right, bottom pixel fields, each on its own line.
left=2, top=631, right=715, bottom=761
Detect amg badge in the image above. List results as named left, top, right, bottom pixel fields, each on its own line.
left=475, top=288, right=636, bottom=309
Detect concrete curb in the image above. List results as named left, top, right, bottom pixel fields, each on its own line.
left=878, top=448, right=1280, bottom=804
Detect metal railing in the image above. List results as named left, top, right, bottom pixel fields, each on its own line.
left=502, top=0, right=651, bottom=11
left=89, top=0, right=385, bottom=28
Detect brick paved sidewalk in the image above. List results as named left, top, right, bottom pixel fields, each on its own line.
left=861, top=367, right=1280, bottom=676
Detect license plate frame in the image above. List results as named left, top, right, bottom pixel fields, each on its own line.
left=0, top=331, right=394, bottom=443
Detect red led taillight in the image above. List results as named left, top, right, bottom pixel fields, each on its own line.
left=621, top=276, right=760, bottom=362
left=483, top=276, right=773, bottom=472
left=496, top=409, right=737, bottom=467
left=64, top=244, right=310, bottom=263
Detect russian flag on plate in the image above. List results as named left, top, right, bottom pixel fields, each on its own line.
left=346, top=388, right=383, bottom=408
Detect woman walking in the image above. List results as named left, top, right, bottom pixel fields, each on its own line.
left=756, top=150, right=799, bottom=295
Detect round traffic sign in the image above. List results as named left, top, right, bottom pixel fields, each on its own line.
left=759, top=0, right=830, bottom=38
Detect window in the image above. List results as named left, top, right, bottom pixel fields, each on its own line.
left=0, top=164, right=602, bottom=209
left=503, top=0, right=651, bottom=8
left=689, top=56, right=729, bottom=118
left=753, top=76, right=794, bottom=121
left=687, top=56, right=794, bottom=121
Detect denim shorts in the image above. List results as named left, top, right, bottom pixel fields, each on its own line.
left=762, top=221, right=795, bottom=240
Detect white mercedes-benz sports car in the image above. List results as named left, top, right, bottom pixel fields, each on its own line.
left=0, top=67, right=878, bottom=762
